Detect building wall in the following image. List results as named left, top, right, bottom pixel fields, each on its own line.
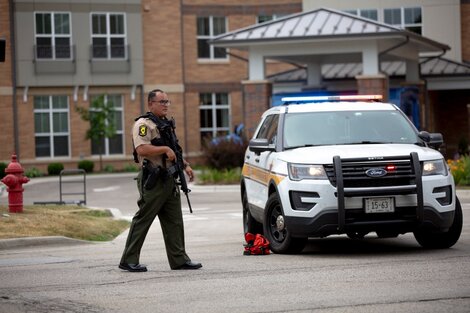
left=178, top=0, right=302, bottom=158
left=2, top=0, right=304, bottom=168
left=1, top=0, right=146, bottom=172
left=430, top=89, right=470, bottom=158
left=14, top=0, right=144, bottom=87
left=462, top=0, right=470, bottom=63
left=0, top=0, right=15, bottom=162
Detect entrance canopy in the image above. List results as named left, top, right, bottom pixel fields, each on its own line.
left=212, top=7, right=450, bottom=83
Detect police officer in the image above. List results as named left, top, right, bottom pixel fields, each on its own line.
left=119, top=89, right=202, bottom=272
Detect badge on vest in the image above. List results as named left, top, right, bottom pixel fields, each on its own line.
left=139, top=125, right=147, bottom=137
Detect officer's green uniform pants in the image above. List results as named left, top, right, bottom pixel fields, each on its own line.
left=120, top=170, right=190, bottom=269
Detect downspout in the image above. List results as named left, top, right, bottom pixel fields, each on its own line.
left=140, top=84, right=145, bottom=114
left=9, top=0, right=19, bottom=160
left=179, top=0, right=188, bottom=154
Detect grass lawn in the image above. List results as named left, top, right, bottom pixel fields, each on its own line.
left=0, top=205, right=130, bottom=241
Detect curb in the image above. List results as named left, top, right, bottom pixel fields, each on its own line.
left=0, top=236, right=94, bottom=251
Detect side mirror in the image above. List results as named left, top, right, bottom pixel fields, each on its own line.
left=248, top=138, right=275, bottom=155
left=419, top=131, right=443, bottom=150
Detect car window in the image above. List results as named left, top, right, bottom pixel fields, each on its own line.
left=283, top=110, right=419, bottom=148
left=256, top=114, right=279, bottom=144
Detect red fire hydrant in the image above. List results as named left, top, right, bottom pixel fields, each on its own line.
left=1, top=154, right=29, bottom=213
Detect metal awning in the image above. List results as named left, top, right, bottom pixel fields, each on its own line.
left=212, top=7, right=450, bottom=55
left=268, top=57, right=470, bottom=82
left=212, top=7, right=452, bottom=81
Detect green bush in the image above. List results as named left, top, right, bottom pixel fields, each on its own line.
left=25, top=167, right=44, bottom=178
left=204, top=138, right=247, bottom=170
left=0, top=162, right=7, bottom=179
left=123, top=163, right=139, bottom=172
left=78, top=160, right=94, bottom=173
left=104, top=164, right=115, bottom=173
left=198, top=167, right=241, bottom=185
left=48, top=162, right=64, bottom=175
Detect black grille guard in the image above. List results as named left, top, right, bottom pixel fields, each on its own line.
left=333, top=152, right=424, bottom=232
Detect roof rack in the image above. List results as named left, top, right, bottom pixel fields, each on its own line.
left=281, top=95, right=383, bottom=104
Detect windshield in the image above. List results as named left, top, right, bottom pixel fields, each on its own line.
left=283, top=110, right=419, bottom=149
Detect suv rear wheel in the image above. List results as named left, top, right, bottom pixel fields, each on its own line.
left=264, top=193, right=307, bottom=254
left=413, top=197, right=463, bottom=249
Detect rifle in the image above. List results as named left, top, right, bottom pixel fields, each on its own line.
left=161, top=118, right=193, bottom=214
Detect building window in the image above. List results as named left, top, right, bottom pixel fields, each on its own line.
left=384, top=7, right=422, bottom=34
left=35, top=12, right=71, bottom=59
left=90, top=94, right=124, bottom=155
left=34, top=95, right=70, bottom=158
left=344, top=9, right=378, bottom=21
left=197, top=16, right=227, bottom=59
left=91, top=13, right=126, bottom=59
left=199, top=93, right=230, bottom=142
left=257, top=14, right=285, bottom=24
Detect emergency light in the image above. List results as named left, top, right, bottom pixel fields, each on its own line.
left=281, top=95, right=383, bottom=103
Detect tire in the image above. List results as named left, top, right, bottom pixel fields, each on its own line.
left=413, top=197, right=463, bottom=249
left=242, top=191, right=263, bottom=235
left=263, top=193, right=307, bottom=254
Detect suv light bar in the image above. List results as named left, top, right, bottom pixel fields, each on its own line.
left=281, top=95, right=383, bottom=102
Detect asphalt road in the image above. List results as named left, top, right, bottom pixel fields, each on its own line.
left=0, top=174, right=469, bottom=313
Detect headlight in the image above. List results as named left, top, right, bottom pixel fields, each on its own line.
left=288, top=163, right=327, bottom=181
left=422, top=159, right=448, bottom=176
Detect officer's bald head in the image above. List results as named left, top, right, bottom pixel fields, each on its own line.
left=148, top=89, right=164, bottom=102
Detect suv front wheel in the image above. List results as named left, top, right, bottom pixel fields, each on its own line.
left=413, top=197, right=463, bottom=249
left=264, top=193, right=307, bottom=254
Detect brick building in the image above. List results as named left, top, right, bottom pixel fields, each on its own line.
left=0, top=0, right=468, bottom=172
left=0, top=0, right=302, bottom=172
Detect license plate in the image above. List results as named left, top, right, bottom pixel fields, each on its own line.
left=364, top=197, right=394, bottom=213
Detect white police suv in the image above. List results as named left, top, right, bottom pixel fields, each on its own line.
left=241, top=95, right=462, bottom=253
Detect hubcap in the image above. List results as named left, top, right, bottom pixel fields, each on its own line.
left=270, top=204, right=287, bottom=243
left=276, top=215, right=285, bottom=231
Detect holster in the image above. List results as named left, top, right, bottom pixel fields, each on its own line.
left=142, top=160, right=166, bottom=190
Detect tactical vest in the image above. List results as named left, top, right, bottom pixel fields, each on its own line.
left=132, top=112, right=182, bottom=163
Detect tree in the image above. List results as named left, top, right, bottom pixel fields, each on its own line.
left=76, top=95, right=116, bottom=171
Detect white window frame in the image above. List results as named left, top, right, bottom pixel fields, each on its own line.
left=384, top=7, right=422, bottom=34
left=34, top=11, right=72, bottom=60
left=199, top=93, right=231, bottom=138
left=34, top=95, right=71, bottom=158
left=344, top=9, right=378, bottom=21
left=90, top=12, right=127, bottom=60
left=90, top=94, right=125, bottom=156
left=257, top=14, right=285, bottom=24
left=197, top=16, right=228, bottom=60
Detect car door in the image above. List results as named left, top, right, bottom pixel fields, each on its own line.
left=244, top=114, right=279, bottom=212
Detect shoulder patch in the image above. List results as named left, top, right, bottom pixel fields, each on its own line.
left=138, top=124, right=148, bottom=137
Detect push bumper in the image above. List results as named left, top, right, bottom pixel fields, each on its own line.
left=285, top=206, right=455, bottom=238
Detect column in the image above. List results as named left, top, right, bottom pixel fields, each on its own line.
left=355, top=74, right=389, bottom=101
left=242, top=80, right=272, bottom=139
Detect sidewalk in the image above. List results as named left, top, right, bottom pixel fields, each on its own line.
left=0, top=173, right=240, bottom=250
